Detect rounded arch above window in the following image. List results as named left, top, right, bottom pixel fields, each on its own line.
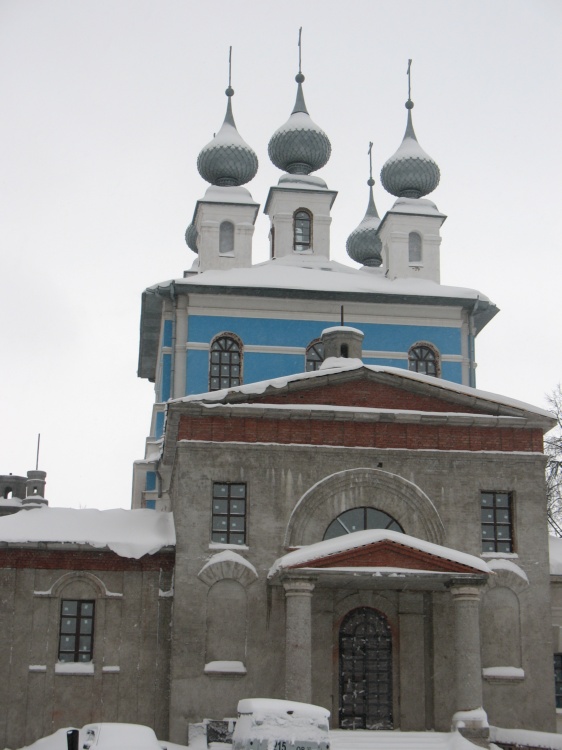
left=219, top=221, right=235, bottom=255
left=294, top=209, right=312, bottom=253
left=324, top=507, right=404, bottom=541
left=305, top=338, right=324, bottom=372
left=408, top=341, right=440, bottom=378
left=209, top=333, right=243, bottom=391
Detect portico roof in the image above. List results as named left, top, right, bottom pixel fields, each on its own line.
left=268, top=530, right=491, bottom=591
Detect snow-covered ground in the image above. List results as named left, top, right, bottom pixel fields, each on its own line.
left=10, top=725, right=562, bottom=750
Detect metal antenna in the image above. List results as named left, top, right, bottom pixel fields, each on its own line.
left=298, top=27, right=302, bottom=74
left=35, top=433, right=41, bottom=470
left=228, top=46, right=232, bottom=89
left=407, top=59, right=412, bottom=101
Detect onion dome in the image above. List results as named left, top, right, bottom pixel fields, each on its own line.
left=346, top=144, right=382, bottom=267
left=197, top=87, right=258, bottom=187
left=185, top=222, right=198, bottom=254
left=380, top=79, right=440, bottom=198
left=268, top=72, right=331, bottom=175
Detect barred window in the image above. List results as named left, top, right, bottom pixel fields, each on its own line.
left=58, top=600, right=95, bottom=662
left=481, top=491, right=514, bottom=553
left=209, top=335, right=242, bottom=391
left=305, top=339, right=324, bottom=372
left=408, top=343, right=440, bottom=377
left=294, top=209, right=312, bottom=252
left=212, top=483, right=247, bottom=545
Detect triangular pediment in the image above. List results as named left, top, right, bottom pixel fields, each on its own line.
left=291, top=538, right=484, bottom=575
left=269, top=530, right=490, bottom=578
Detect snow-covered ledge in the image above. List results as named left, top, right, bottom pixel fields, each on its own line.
left=483, top=666, right=524, bottom=682
left=55, top=662, right=94, bottom=675
left=204, top=660, right=246, bottom=676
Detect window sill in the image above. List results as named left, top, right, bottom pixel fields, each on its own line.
left=482, top=666, right=524, bottom=682
left=481, top=552, right=518, bottom=559
left=204, top=661, right=246, bottom=676
left=55, top=662, right=95, bottom=675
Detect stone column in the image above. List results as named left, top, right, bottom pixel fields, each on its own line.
left=447, top=578, right=488, bottom=738
left=283, top=577, right=316, bottom=703
left=399, top=592, right=426, bottom=730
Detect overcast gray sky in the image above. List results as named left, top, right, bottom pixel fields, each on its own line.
left=1, top=0, right=561, bottom=509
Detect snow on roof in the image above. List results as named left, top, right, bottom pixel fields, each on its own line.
left=150, top=253, right=489, bottom=303
left=0, top=507, right=175, bottom=559
left=268, top=529, right=492, bottom=578
left=550, top=535, right=562, bottom=575
left=173, top=359, right=553, bottom=421
left=199, top=184, right=257, bottom=205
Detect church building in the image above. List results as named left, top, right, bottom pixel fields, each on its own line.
left=0, top=56, right=557, bottom=750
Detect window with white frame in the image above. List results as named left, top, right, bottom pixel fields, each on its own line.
left=408, top=342, right=440, bottom=377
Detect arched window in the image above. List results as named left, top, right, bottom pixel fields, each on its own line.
left=209, top=334, right=242, bottom=391
left=305, top=339, right=324, bottom=372
left=408, top=232, right=422, bottom=264
left=324, top=507, right=404, bottom=540
left=408, top=342, right=440, bottom=377
left=219, top=221, right=234, bottom=255
left=294, top=209, right=312, bottom=252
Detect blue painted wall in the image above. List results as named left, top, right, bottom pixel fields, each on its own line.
left=182, top=314, right=464, bottom=396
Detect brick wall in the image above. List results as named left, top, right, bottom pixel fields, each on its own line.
left=178, top=414, right=543, bottom=452
left=0, top=547, right=175, bottom=571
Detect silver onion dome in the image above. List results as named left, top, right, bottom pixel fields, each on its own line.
left=380, top=100, right=440, bottom=199
left=197, top=87, right=258, bottom=187
left=185, top=223, right=198, bottom=254
left=268, top=73, right=331, bottom=175
left=346, top=178, right=382, bottom=267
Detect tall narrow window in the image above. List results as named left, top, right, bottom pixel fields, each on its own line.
left=554, top=654, right=562, bottom=708
left=481, top=491, right=514, bottom=553
left=209, top=334, right=242, bottom=391
left=305, top=340, right=324, bottom=372
left=408, top=342, right=440, bottom=377
left=212, top=482, right=247, bottom=545
left=58, top=600, right=95, bottom=662
left=219, top=221, right=234, bottom=255
left=409, top=232, right=422, bottom=264
left=294, top=209, right=312, bottom=252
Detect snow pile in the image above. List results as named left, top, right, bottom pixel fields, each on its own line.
left=199, top=550, right=257, bottom=577
left=0, top=507, right=175, bottom=559
left=233, top=699, right=329, bottom=750
left=269, top=529, right=492, bottom=577
left=490, top=725, right=562, bottom=750
left=482, top=666, right=524, bottom=679
left=487, top=558, right=529, bottom=582
left=550, top=535, right=562, bottom=575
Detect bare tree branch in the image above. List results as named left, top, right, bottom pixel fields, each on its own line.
left=546, top=384, right=562, bottom=536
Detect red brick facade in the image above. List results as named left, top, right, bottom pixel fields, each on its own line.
left=0, top=547, right=175, bottom=571
left=178, top=413, right=543, bottom=452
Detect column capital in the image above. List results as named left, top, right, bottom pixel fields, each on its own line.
left=283, top=577, right=316, bottom=596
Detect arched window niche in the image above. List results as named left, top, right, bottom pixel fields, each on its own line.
left=324, top=507, right=404, bottom=540
left=408, top=342, right=440, bottom=378
left=408, top=232, right=422, bottom=264
left=209, top=333, right=243, bottom=391
left=294, top=209, right=312, bottom=253
left=219, top=221, right=235, bottom=255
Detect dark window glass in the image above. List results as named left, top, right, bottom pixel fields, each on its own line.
left=481, top=491, right=514, bottom=553
left=58, top=600, right=95, bottom=662
left=408, top=344, right=439, bottom=377
left=294, top=210, right=312, bottom=252
left=209, top=336, right=242, bottom=391
left=305, top=340, right=325, bottom=372
left=409, top=232, right=422, bottom=263
left=212, top=483, right=247, bottom=545
left=324, top=507, right=404, bottom=541
left=555, top=654, right=562, bottom=708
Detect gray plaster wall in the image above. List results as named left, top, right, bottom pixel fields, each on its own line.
left=168, top=440, right=554, bottom=738
left=0, top=560, right=173, bottom=749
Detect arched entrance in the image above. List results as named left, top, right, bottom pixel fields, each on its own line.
left=339, top=607, right=393, bottom=730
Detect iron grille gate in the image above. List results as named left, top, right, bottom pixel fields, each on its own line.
left=339, top=607, right=393, bottom=730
